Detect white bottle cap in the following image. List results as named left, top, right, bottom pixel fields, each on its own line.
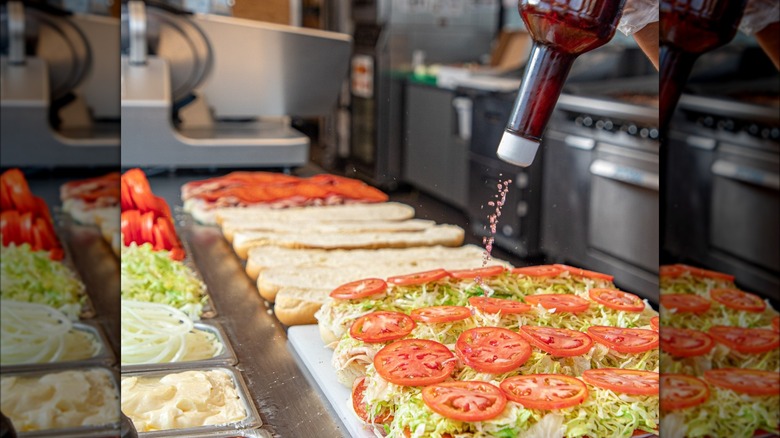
left=496, top=131, right=540, bottom=167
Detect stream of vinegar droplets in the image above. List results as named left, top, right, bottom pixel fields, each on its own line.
left=482, top=179, right=512, bottom=269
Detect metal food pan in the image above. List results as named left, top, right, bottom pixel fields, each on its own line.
left=121, top=366, right=261, bottom=437
left=0, top=365, right=121, bottom=437
left=156, top=427, right=273, bottom=438
left=121, top=320, right=238, bottom=373
left=0, top=320, right=115, bottom=373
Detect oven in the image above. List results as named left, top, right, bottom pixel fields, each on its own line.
left=665, top=88, right=780, bottom=297
left=540, top=79, right=660, bottom=299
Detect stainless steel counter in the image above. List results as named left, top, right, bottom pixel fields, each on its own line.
left=149, top=175, right=347, bottom=438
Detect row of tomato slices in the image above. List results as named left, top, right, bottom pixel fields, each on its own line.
left=659, top=263, right=735, bottom=282
left=121, top=169, right=184, bottom=260
left=60, top=171, right=120, bottom=204
left=180, top=171, right=389, bottom=204
left=0, top=169, right=64, bottom=259
left=357, top=368, right=779, bottom=424
left=659, top=288, right=779, bottom=355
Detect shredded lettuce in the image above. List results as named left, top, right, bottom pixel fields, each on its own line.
left=661, top=344, right=779, bottom=375
left=667, top=386, right=779, bottom=438
left=660, top=274, right=734, bottom=297
left=530, top=303, right=654, bottom=331
left=120, top=243, right=207, bottom=319
left=0, top=243, right=84, bottom=319
left=661, top=304, right=778, bottom=331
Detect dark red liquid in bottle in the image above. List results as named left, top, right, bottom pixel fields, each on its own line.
left=659, top=0, right=747, bottom=128
left=499, top=0, right=625, bottom=166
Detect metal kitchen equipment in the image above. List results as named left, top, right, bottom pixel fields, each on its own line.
left=664, top=68, right=779, bottom=298
left=540, top=77, right=660, bottom=299
left=120, top=1, right=351, bottom=168
left=0, top=1, right=120, bottom=166
left=346, top=0, right=499, bottom=188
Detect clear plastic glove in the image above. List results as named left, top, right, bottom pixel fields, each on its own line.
left=739, top=0, right=780, bottom=35
left=618, top=0, right=659, bottom=36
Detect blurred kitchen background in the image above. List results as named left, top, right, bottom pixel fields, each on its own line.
left=4, top=0, right=777, bottom=300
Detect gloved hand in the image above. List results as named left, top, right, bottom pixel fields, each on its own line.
left=618, top=0, right=659, bottom=35
left=739, top=0, right=780, bottom=35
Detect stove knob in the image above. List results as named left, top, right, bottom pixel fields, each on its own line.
left=595, top=120, right=605, bottom=129
left=583, top=116, right=593, bottom=127
left=748, top=124, right=760, bottom=135
left=603, top=120, right=614, bottom=131
left=703, top=116, right=715, bottom=128
left=771, top=127, right=779, bottom=140
left=627, top=124, right=638, bottom=135
left=640, top=128, right=649, bottom=138
left=649, top=128, right=659, bottom=139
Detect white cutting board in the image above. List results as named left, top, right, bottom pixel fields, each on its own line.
left=288, top=325, right=378, bottom=438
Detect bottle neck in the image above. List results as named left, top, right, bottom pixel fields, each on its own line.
left=659, top=45, right=699, bottom=132
left=506, top=43, right=578, bottom=141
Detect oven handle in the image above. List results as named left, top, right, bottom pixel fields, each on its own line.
left=589, top=159, right=659, bottom=191
left=711, top=159, right=780, bottom=191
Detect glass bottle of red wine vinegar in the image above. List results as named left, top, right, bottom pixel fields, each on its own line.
left=659, top=0, right=748, bottom=129
left=498, top=0, right=626, bottom=167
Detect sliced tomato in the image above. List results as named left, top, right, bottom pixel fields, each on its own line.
left=352, top=377, right=393, bottom=424
left=152, top=227, right=166, bottom=251
left=122, top=168, right=161, bottom=214
left=48, top=248, right=64, bottom=260
left=587, top=326, right=659, bottom=354
left=679, top=265, right=735, bottom=282
left=589, top=288, right=645, bottom=312
left=410, top=306, right=471, bottom=323
left=455, top=327, right=532, bottom=374
left=710, top=288, right=766, bottom=313
left=1, top=169, right=36, bottom=213
left=34, top=218, right=59, bottom=250
left=19, top=212, right=34, bottom=245
left=650, top=316, right=659, bottom=331
left=140, top=211, right=156, bottom=244
left=660, top=294, right=711, bottom=314
left=350, top=311, right=416, bottom=343
left=155, top=216, right=179, bottom=249
left=387, top=269, right=449, bottom=286
left=660, top=327, right=714, bottom=358
left=511, top=265, right=563, bottom=278
left=773, top=316, right=779, bottom=331
left=660, top=374, right=710, bottom=411
left=0, top=176, right=14, bottom=211
left=554, top=264, right=614, bottom=282
left=524, top=294, right=590, bottom=313
left=708, top=326, right=780, bottom=354
left=659, top=264, right=687, bottom=279
left=121, top=210, right=141, bottom=246
left=448, top=266, right=506, bottom=280
left=373, top=339, right=455, bottom=386
left=468, top=296, right=531, bottom=315
left=120, top=176, right=136, bottom=211
left=168, top=247, right=185, bottom=261
left=519, top=326, right=593, bottom=357
left=1, top=211, right=22, bottom=245
left=422, top=381, right=506, bottom=422
left=329, top=278, right=387, bottom=300
left=500, top=374, right=588, bottom=410
left=582, top=369, right=659, bottom=395
left=703, top=368, right=780, bottom=396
